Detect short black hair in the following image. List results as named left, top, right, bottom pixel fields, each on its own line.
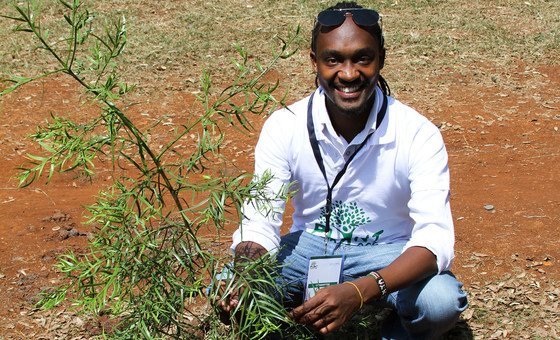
left=311, top=1, right=390, bottom=95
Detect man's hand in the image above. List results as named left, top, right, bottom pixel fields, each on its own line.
left=289, top=246, right=438, bottom=333
left=217, top=288, right=240, bottom=325
left=215, top=241, right=267, bottom=324
left=290, top=282, right=362, bottom=334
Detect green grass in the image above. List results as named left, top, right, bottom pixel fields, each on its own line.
left=2, top=0, right=558, bottom=101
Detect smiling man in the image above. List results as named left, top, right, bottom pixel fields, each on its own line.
left=222, top=2, right=468, bottom=338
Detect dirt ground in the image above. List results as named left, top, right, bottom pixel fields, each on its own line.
left=0, top=59, right=559, bottom=338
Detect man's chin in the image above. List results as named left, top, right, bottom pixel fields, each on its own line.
left=333, top=99, right=370, bottom=117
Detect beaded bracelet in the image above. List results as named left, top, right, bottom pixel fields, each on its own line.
left=343, top=281, right=364, bottom=309
left=368, top=271, right=388, bottom=300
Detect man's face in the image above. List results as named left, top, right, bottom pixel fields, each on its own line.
left=311, top=16, right=385, bottom=117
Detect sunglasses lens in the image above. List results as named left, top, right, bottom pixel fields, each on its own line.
left=317, top=10, right=346, bottom=27
left=317, top=9, right=380, bottom=28
left=351, top=10, right=380, bottom=27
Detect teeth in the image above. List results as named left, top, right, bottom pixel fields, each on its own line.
left=340, top=86, right=360, bottom=93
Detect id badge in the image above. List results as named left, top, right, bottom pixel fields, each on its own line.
left=305, top=255, right=343, bottom=301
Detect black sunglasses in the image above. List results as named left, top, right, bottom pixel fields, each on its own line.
left=317, top=8, right=381, bottom=28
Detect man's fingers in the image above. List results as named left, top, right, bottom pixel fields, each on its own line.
left=292, top=303, right=333, bottom=326
left=311, top=313, right=332, bottom=330
left=219, top=298, right=239, bottom=313
left=216, top=297, right=242, bottom=326
left=221, top=300, right=231, bottom=313
left=319, top=322, right=336, bottom=335
left=290, top=295, right=323, bottom=321
left=228, top=298, right=239, bottom=311
left=298, top=309, right=322, bottom=325
left=318, top=318, right=345, bottom=335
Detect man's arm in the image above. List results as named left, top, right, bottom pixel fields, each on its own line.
left=231, top=110, right=294, bottom=254
left=357, top=246, right=437, bottom=302
left=220, top=109, right=295, bottom=320
left=234, top=241, right=268, bottom=262
left=290, top=246, right=436, bottom=334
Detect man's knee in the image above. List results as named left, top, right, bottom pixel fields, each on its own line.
left=396, top=272, right=468, bottom=337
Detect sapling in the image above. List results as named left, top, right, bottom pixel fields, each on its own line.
left=1, top=0, right=303, bottom=338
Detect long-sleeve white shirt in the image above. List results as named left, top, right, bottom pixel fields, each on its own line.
left=232, top=86, right=455, bottom=272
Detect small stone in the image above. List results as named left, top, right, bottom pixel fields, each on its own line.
left=58, top=230, right=70, bottom=240
left=484, top=204, right=495, bottom=211
left=68, top=228, right=80, bottom=237
left=74, top=316, right=85, bottom=327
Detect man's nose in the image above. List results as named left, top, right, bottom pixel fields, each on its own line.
left=337, top=62, right=359, bottom=82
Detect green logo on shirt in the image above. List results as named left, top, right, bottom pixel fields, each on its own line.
left=313, top=201, right=383, bottom=245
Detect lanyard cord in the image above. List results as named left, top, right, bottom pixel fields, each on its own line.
left=306, top=92, right=388, bottom=235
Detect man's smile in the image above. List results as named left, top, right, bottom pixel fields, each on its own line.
left=334, top=83, right=364, bottom=99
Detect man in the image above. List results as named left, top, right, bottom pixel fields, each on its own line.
left=221, top=2, right=467, bottom=338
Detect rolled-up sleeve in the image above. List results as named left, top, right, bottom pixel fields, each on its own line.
left=403, top=122, right=454, bottom=272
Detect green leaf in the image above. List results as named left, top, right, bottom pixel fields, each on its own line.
left=63, top=14, right=73, bottom=25
left=14, top=5, right=30, bottom=22
left=14, top=26, right=33, bottom=33
left=25, top=153, right=47, bottom=162
left=0, top=14, right=26, bottom=22
left=57, top=0, right=74, bottom=10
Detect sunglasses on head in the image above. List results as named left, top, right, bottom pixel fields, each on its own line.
left=317, top=8, right=381, bottom=28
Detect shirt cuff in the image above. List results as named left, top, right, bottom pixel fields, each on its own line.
left=403, top=226, right=455, bottom=273
left=231, top=227, right=280, bottom=255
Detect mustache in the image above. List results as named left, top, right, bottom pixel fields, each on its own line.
left=332, top=78, right=375, bottom=92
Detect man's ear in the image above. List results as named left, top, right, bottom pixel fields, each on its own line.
left=310, top=51, right=318, bottom=71
left=380, top=48, right=386, bottom=70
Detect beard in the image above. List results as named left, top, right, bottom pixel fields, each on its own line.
left=323, top=79, right=377, bottom=118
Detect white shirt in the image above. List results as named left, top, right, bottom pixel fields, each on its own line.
left=232, top=86, right=455, bottom=272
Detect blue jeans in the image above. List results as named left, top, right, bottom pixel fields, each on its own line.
left=276, top=231, right=468, bottom=339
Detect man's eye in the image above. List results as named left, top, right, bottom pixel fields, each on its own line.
left=358, top=56, right=372, bottom=64
left=325, top=58, right=338, bottom=65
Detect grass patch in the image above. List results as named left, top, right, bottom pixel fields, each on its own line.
left=2, top=0, right=558, bottom=101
